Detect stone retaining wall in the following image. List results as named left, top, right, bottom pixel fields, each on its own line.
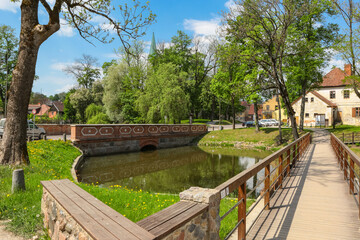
left=41, top=188, right=92, bottom=240
left=37, top=124, right=71, bottom=135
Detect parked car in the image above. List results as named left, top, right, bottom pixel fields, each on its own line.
left=0, top=118, right=46, bottom=139
left=245, top=121, right=264, bottom=128
left=268, top=119, right=279, bottom=126
left=259, top=119, right=272, bottom=127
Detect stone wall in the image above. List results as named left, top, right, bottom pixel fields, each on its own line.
left=37, top=124, right=71, bottom=135
left=71, top=124, right=207, bottom=156
left=41, top=188, right=92, bottom=240
left=160, top=187, right=221, bottom=240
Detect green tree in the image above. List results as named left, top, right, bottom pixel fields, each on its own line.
left=0, top=25, right=18, bottom=115
left=1, top=0, right=155, bottom=165
left=102, top=41, right=146, bottom=123
left=29, top=92, right=49, bottom=104
left=64, top=54, right=101, bottom=89
left=63, top=89, right=77, bottom=123
left=137, top=63, right=190, bottom=123
left=212, top=43, right=250, bottom=129
left=285, top=0, right=338, bottom=131
left=70, top=88, right=93, bottom=123
left=49, top=92, right=66, bottom=102
left=224, top=0, right=308, bottom=139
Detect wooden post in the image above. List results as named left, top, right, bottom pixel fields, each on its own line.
left=12, top=169, right=25, bottom=193
left=340, top=147, right=344, bottom=170
left=238, top=183, right=246, bottom=240
left=63, top=133, right=67, bottom=142
left=278, top=154, right=283, bottom=189
left=287, top=149, right=291, bottom=177
left=292, top=145, right=296, bottom=168
left=352, top=132, right=355, bottom=145
left=344, top=151, right=348, bottom=180
left=350, top=158, right=354, bottom=195
left=44, top=134, right=47, bottom=140
left=264, top=164, right=270, bottom=210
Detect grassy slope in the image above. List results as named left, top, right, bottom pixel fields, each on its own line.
left=0, top=140, right=179, bottom=238
left=0, top=140, right=255, bottom=239
left=198, top=127, right=310, bottom=151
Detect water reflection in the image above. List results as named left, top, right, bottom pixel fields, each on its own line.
left=79, top=146, right=268, bottom=194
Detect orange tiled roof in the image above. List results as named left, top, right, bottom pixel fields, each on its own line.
left=321, top=67, right=350, bottom=87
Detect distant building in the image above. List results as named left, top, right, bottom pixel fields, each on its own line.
left=149, top=32, right=156, bottom=56
left=292, top=64, right=360, bottom=126
left=262, top=96, right=287, bottom=122
left=28, top=101, right=64, bottom=119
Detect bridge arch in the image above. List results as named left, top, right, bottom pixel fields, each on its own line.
left=139, top=138, right=159, bottom=151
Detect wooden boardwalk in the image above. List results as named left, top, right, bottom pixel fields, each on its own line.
left=247, top=129, right=360, bottom=239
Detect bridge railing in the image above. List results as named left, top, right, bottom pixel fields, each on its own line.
left=336, top=131, right=360, bottom=145
left=330, top=133, right=360, bottom=217
left=215, top=132, right=311, bottom=239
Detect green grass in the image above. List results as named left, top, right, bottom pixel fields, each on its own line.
left=326, top=125, right=360, bottom=135
left=198, top=127, right=310, bottom=149
left=0, top=140, right=179, bottom=238
left=213, top=120, right=232, bottom=125
left=219, top=198, right=256, bottom=239
left=181, top=118, right=210, bottom=124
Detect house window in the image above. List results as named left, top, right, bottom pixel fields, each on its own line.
left=330, top=91, right=336, bottom=99
left=344, top=90, right=350, bottom=99
left=311, top=97, right=314, bottom=102
left=266, top=105, right=270, bottom=111
left=354, top=108, right=360, bottom=117
left=305, top=113, right=309, bottom=118
left=314, top=113, right=318, bottom=117
left=305, top=97, right=308, bottom=102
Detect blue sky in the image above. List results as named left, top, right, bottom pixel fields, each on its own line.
left=0, top=0, right=233, bottom=96
left=0, top=0, right=347, bottom=96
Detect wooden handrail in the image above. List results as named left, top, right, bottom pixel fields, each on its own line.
left=217, top=132, right=312, bottom=239
left=216, top=132, right=311, bottom=194
left=330, top=133, right=360, bottom=219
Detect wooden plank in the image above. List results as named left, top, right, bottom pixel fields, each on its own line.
left=52, top=180, right=147, bottom=240
left=148, top=203, right=208, bottom=239
left=41, top=181, right=117, bottom=240
left=246, top=130, right=360, bottom=240
left=60, top=179, right=155, bottom=240
left=137, top=201, right=196, bottom=231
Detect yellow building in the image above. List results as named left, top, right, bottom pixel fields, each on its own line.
left=262, top=96, right=287, bottom=122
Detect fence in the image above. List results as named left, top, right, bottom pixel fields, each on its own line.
left=337, top=132, right=360, bottom=145
left=330, top=133, right=360, bottom=217
left=215, top=132, right=312, bottom=239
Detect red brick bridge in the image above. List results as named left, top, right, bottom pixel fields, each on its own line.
left=71, top=124, right=208, bottom=156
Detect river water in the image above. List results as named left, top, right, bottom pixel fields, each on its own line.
left=78, top=146, right=271, bottom=194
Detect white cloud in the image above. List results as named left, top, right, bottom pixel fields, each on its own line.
left=50, top=62, right=73, bottom=71
left=55, top=84, right=75, bottom=93
left=225, top=0, right=236, bottom=10
left=184, top=18, right=220, bottom=36
left=323, top=58, right=346, bottom=75
left=0, top=0, right=20, bottom=13
left=57, top=18, right=75, bottom=37
left=101, top=23, right=117, bottom=34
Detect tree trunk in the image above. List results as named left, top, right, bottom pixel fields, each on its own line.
left=277, top=94, right=282, bottom=143
left=254, top=102, right=259, bottom=132
left=231, top=97, right=235, bottom=130
left=211, top=96, right=215, bottom=122
left=0, top=0, right=59, bottom=165
left=299, top=88, right=306, bottom=131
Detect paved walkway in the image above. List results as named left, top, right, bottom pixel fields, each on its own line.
left=247, top=129, right=360, bottom=239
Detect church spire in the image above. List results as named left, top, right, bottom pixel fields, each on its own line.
left=149, top=32, right=156, bottom=56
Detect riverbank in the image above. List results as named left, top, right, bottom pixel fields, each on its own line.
left=0, top=140, right=254, bottom=239
left=198, top=127, right=310, bottom=151
left=0, top=140, right=179, bottom=238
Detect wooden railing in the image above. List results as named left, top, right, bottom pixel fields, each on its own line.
left=330, top=133, right=360, bottom=217
left=215, top=132, right=312, bottom=240
left=337, top=132, right=360, bottom=145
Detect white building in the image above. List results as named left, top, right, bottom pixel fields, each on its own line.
left=292, top=64, right=360, bottom=126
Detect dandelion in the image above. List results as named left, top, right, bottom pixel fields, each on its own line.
left=6, top=194, right=10, bottom=197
